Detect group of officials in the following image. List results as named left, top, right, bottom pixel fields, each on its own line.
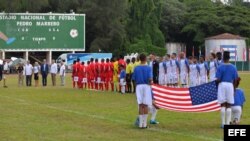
left=11, top=59, right=65, bottom=87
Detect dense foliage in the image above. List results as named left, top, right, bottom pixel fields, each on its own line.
left=1, top=0, right=250, bottom=56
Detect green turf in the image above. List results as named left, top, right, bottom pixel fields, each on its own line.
left=0, top=73, right=249, bottom=141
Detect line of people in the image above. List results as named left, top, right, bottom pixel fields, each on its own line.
left=15, top=59, right=66, bottom=87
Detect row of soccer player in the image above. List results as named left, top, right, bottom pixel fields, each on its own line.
left=155, top=52, right=223, bottom=87
left=70, top=51, right=224, bottom=91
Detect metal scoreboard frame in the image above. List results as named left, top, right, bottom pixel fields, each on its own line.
left=0, top=13, right=85, bottom=52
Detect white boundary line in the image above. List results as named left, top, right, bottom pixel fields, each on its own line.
left=0, top=95, right=223, bottom=141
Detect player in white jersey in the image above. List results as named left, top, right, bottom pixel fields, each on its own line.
left=165, top=54, right=172, bottom=86
left=189, top=56, right=200, bottom=87
left=199, top=55, right=209, bottom=85
left=179, top=52, right=189, bottom=87
left=216, top=52, right=223, bottom=66
left=209, top=53, right=217, bottom=81
left=158, top=57, right=167, bottom=85
left=170, top=53, right=180, bottom=86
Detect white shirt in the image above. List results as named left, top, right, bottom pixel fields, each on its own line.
left=179, top=59, right=188, bottom=75
left=25, top=64, right=33, bottom=75
left=209, top=61, right=217, bottom=81
left=170, top=59, right=179, bottom=74
left=60, top=64, right=66, bottom=76
left=50, top=63, right=58, bottom=74
left=33, top=66, right=40, bottom=73
left=4, top=63, right=8, bottom=71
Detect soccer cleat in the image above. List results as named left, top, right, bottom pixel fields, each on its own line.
left=6, top=37, right=16, bottom=45
left=134, top=117, right=139, bottom=127
left=150, top=120, right=159, bottom=124
left=220, top=124, right=224, bottom=129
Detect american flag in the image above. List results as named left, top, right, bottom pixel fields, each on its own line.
left=152, top=81, right=220, bottom=113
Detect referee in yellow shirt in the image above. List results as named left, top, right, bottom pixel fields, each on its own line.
left=126, top=59, right=133, bottom=93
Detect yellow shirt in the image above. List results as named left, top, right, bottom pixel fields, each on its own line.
left=113, top=61, right=119, bottom=82
left=131, top=61, right=141, bottom=73
left=126, top=63, right=133, bottom=74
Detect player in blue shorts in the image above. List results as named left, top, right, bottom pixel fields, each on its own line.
left=132, top=53, right=153, bottom=129
left=216, top=51, right=238, bottom=128
left=231, top=77, right=245, bottom=125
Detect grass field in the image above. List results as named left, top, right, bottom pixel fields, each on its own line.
left=0, top=73, right=249, bottom=141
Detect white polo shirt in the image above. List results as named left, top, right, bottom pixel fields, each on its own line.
left=50, top=63, right=58, bottom=74
left=25, top=64, right=33, bottom=75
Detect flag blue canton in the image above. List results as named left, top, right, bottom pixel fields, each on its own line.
left=189, top=81, right=218, bottom=105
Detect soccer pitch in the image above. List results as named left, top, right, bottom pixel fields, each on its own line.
left=0, top=73, right=249, bottom=141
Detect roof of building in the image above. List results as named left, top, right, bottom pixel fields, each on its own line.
left=205, top=33, right=245, bottom=40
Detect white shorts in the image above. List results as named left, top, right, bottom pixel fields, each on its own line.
left=199, top=76, right=207, bottom=85
left=96, top=77, right=101, bottom=83
left=82, top=78, right=87, bottom=83
left=231, top=106, right=242, bottom=122
left=73, top=76, right=79, bottom=82
left=158, top=73, right=166, bottom=85
left=180, top=73, right=188, bottom=85
left=189, top=77, right=199, bottom=87
left=217, top=82, right=234, bottom=104
left=136, top=84, right=152, bottom=105
left=166, top=74, right=171, bottom=84
left=171, top=74, right=178, bottom=84
left=120, top=78, right=126, bottom=86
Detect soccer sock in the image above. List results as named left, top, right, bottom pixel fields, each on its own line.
left=151, top=108, right=157, bottom=121
left=139, top=115, right=143, bottom=128
left=73, top=82, right=75, bottom=88
left=111, top=83, right=114, bottom=91
left=226, top=108, right=232, bottom=125
left=221, top=107, right=226, bottom=125
left=143, top=114, right=148, bottom=128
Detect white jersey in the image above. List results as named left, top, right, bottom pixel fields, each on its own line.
left=158, top=62, right=166, bottom=85
left=189, top=64, right=200, bottom=87
left=199, top=62, right=208, bottom=84
left=209, top=61, right=217, bottom=81
left=170, top=59, right=179, bottom=84
left=179, top=59, right=189, bottom=85
left=165, top=61, right=171, bottom=84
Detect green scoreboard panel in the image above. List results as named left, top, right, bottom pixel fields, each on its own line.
left=0, top=13, right=85, bottom=50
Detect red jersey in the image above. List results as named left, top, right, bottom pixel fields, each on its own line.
left=72, top=64, right=77, bottom=76
left=95, top=62, right=101, bottom=77
left=88, top=62, right=96, bottom=77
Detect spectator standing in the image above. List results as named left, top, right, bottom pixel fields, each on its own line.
left=33, top=62, right=40, bottom=87
left=59, top=61, right=66, bottom=86
left=24, top=60, right=33, bottom=86
left=17, top=63, right=24, bottom=86
left=50, top=59, right=57, bottom=86
left=40, top=59, right=49, bottom=86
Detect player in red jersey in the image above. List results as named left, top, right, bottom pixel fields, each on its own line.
left=81, top=62, right=87, bottom=89
left=72, top=60, right=77, bottom=88
left=86, top=61, right=91, bottom=89
left=105, top=58, right=114, bottom=91
left=76, top=58, right=82, bottom=88
left=88, top=58, right=96, bottom=89
left=95, top=59, right=101, bottom=90
left=98, top=59, right=105, bottom=91
left=77, top=61, right=84, bottom=89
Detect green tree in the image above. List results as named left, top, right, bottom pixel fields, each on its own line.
left=160, top=0, right=187, bottom=42
left=0, top=0, right=49, bottom=12
left=83, top=0, right=127, bottom=55
left=126, top=0, right=165, bottom=55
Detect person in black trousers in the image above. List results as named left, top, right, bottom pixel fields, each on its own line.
left=40, top=59, right=49, bottom=86
left=149, top=53, right=159, bottom=84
